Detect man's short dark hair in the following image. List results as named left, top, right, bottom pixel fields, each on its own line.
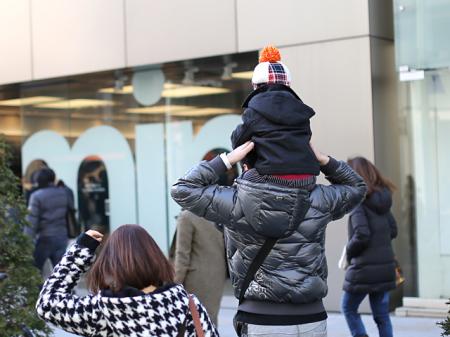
left=36, top=168, right=56, bottom=188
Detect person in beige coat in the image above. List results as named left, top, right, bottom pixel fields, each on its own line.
left=174, top=209, right=227, bottom=326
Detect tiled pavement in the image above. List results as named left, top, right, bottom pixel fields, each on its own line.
left=52, top=295, right=443, bottom=337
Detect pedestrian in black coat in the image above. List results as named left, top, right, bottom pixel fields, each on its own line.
left=26, top=168, right=72, bottom=273
left=341, top=156, right=397, bottom=337
left=344, top=188, right=398, bottom=293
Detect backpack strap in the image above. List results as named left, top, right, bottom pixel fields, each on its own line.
left=238, top=237, right=277, bottom=304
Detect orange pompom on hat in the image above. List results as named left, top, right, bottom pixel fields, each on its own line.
left=252, top=45, right=291, bottom=88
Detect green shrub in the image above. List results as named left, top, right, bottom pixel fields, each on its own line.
left=0, top=138, right=51, bottom=336
left=438, top=300, right=450, bottom=336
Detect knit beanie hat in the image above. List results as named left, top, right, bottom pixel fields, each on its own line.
left=252, top=46, right=291, bottom=89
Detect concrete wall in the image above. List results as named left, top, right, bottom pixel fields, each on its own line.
left=368, top=0, right=394, bottom=39
left=0, top=0, right=373, bottom=85
left=281, top=37, right=375, bottom=311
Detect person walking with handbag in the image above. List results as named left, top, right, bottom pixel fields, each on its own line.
left=342, top=157, right=398, bottom=337
left=26, top=168, right=72, bottom=274
left=36, top=225, right=218, bottom=337
left=171, top=141, right=367, bottom=337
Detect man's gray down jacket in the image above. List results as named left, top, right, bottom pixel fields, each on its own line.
left=171, top=157, right=366, bottom=304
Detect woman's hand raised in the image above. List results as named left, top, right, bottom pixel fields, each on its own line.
left=85, top=230, right=104, bottom=243
left=226, top=141, right=255, bottom=166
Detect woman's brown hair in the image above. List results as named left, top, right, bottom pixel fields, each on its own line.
left=347, top=156, right=396, bottom=195
left=87, top=224, right=174, bottom=293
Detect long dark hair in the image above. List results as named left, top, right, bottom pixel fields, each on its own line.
left=347, top=156, right=396, bottom=195
left=87, top=224, right=174, bottom=293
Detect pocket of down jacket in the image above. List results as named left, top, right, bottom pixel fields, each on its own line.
left=258, top=190, right=311, bottom=238
left=255, top=207, right=292, bottom=238
left=238, top=184, right=310, bottom=238
left=256, top=190, right=311, bottom=238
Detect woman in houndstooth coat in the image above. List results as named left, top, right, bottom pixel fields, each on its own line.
left=36, top=225, right=218, bottom=337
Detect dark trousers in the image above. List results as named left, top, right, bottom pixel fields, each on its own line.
left=34, top=236, right=68, bottom=273
left=342, top=291, right=393, bottom=337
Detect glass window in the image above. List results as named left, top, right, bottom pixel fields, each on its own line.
left=394, top=0, right=450, bottom=70
left=0, top=51, right=257, bottom=252
left=399, top=68, right=450, bottom=298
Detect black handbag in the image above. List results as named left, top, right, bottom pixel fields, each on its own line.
left=66, top=207, right=81, bottom=239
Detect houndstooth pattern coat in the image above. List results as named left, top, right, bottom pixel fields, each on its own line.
left=36, top=239, right=219, bottom=337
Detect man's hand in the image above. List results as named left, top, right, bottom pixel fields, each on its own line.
left=85, top=230, right=104, bottom=243
left=227, top=141, right=255, bottom=165
left=310, top=142, right=330, bottom=166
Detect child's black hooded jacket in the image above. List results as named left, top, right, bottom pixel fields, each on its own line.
left=231, top=84, right=320, bottom=175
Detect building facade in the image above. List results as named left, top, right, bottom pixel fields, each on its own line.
left=2, top=0, right=447, bottom=311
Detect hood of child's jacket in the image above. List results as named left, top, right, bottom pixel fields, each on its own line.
left=364, top=188, right=392, bottom=214
left=236, top=178, right=311, bottom=238
left=247, top=89, right=315, bottom=126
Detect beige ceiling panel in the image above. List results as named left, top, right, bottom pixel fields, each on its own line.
left=237, top=0, right=370, bottom=52
left=31, top=0, right=126, bottom=80
left=0, top=0, right=32, bottom=85
left=125, top=0, right=237, bottom=67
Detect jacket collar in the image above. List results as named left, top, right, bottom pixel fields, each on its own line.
left=242, top=84, right=302, bottom=108
left=241, top=169, right=316, bottom=190
left=101, top=283, right=176, bottom=298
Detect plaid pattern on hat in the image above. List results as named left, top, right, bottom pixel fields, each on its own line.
left=268, top=63, right=290, bottom=86
left=252, top=61, right=291, bottom=88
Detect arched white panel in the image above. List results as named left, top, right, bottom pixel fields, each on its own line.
left=166, top=114, right=241, bottom=240
left=22, top=130, right=74, bottom=194
left=72, top=126, right=136, bottom=232
left=135, top=123, right=167, bottom=251
left=22, top=117, right=239, bottom=247
left=191, top=114, right=240, bottom=160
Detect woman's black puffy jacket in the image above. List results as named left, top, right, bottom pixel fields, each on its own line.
left=344, top=188, right=398, bottom=293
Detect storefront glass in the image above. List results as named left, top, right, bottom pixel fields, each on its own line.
left=0, top=52, right=256, bottom=252
left=394, top=0, right=450, bottom=70
left=400, top=68, right=450, bottom=298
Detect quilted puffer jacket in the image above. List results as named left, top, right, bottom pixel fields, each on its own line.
left=344, top=188, right=398, bottom=294
left=171, top=157, right=366, bottom=304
